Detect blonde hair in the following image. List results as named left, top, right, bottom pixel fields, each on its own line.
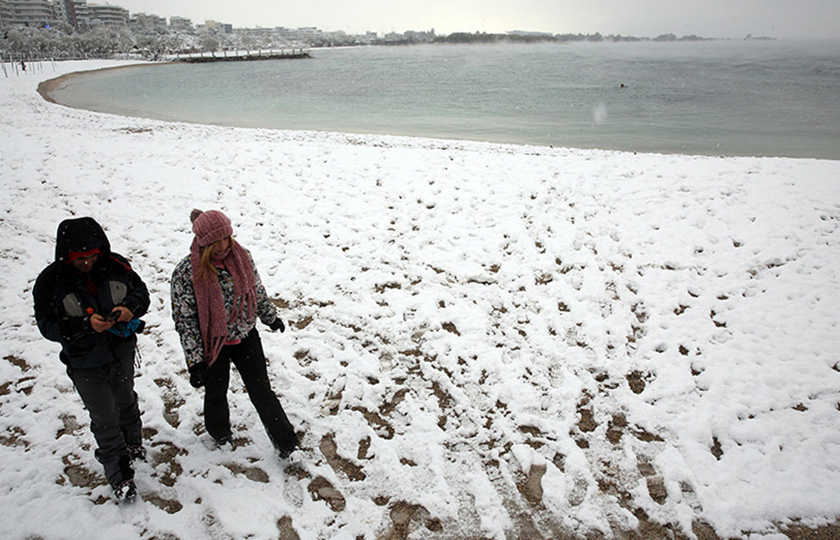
left=196, top=236, right=235, bottom=280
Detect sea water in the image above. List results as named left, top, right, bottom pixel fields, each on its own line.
left=49, top=40, right=840, bottom=159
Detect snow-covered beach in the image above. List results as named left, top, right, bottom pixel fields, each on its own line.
left=2, top=59, right=839, bottom=539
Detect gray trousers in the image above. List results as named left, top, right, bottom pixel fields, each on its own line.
left=68, top=350, right=141, bottom=488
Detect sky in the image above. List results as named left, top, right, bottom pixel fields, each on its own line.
left=110, top=0, right=840, bottom=39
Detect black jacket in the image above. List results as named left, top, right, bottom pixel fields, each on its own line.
left=33, top=217, right=150, bottom=368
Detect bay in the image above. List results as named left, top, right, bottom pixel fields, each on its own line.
left=49, top=40, right=840, bottom=159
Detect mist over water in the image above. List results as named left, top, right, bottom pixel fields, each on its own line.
left=50, top=40, right=840, bottom=159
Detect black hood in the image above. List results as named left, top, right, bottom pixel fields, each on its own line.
left=55, top=217, right=111, bottom=263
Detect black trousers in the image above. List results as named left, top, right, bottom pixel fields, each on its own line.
left=204, top=329, right=297, bottom=450
left=68, top=350, right=141, bottom=488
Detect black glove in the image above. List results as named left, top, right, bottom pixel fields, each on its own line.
left=268, top=318, right=285, bottom=333
left=189, top=362, right=207, bottom=388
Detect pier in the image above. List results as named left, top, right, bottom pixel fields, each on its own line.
left=172, top=48, right=310, bottom=63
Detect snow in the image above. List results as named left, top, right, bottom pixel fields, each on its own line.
left=2, top=59, right=840, bottom=540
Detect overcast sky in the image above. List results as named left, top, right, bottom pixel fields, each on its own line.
left=113, top=0, right=840, bottom=40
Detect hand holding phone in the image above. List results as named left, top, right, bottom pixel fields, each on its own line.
left=90, top=310, right=121, bottom=333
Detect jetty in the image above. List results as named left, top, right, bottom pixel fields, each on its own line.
left=172, top=47, right=310, bottom=64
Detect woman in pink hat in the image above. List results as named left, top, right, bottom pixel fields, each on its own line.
left=170, top=209, right=298, bottom=458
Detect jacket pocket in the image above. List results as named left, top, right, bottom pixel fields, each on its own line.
left=61, top=292, right=85, bottom=317
left=110, top=280, right=128, bottom=305
left=63, top=334, right=98, bottom=361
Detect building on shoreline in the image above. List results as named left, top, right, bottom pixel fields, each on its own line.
left=2, top=0, right=55, bottom=27
left=0, top=0, right=128, bottom=29
left=88, top=3, right=128, bottom=28
left=169, top=16, right=192, bottom=32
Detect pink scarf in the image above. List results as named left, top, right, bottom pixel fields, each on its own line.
left=190, top=239, right=257, bottom=366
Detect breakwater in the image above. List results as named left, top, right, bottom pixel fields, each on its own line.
left=175, top=48, right=310, bottom=63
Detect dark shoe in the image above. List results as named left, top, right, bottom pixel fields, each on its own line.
left=128, top=445, right=147, bottom=461
left=114, top=479, right=137, bottom=504
left=277, top=442, right=297, bottom=460
left=213, top=434, right=233, bottom=448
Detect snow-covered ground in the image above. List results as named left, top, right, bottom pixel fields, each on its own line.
left=1, top=59, right=839, bottom=540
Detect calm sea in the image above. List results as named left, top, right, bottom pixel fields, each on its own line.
left=49, top=40, right=840, bottom=159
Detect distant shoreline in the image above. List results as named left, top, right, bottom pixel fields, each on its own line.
left=37, top=61, right=169, bottom=104
left=37, top=70, right=82, bottom=104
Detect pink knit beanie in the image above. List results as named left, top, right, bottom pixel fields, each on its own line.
left=191, top=209, right=233, bottom=247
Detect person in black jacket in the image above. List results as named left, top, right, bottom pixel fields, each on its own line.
left=33, top=217, right=150, bottom=504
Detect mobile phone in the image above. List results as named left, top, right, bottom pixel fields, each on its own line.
left=105, top=310, right=120, bottom=321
